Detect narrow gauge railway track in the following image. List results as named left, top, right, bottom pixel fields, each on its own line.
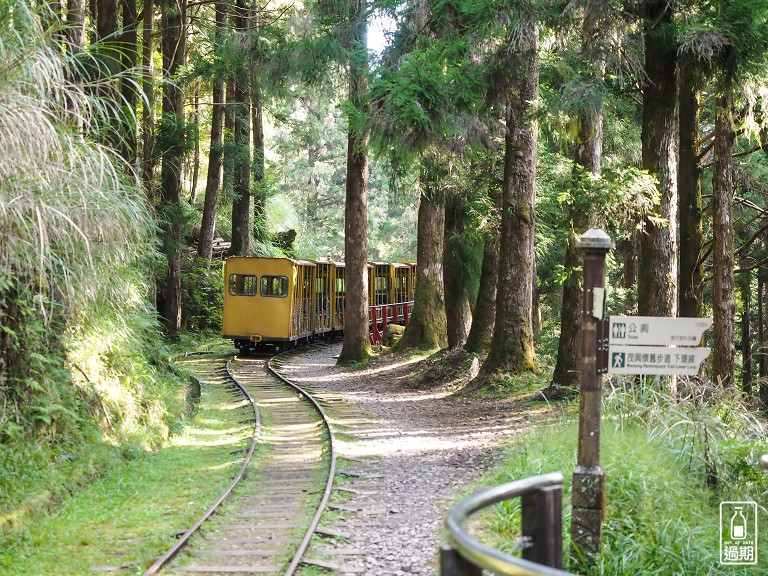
left=143, top=348, right=338, bottom=576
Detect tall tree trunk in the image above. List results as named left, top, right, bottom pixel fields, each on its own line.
left=65, top=0, right=86, bottom=50
left=198, top=0, right=227, bottom=260
left=443, top=193, right=472, bottom=349
left=620, top=234, right=638, bottom=291
left=89, top=0, right=98, bottom=44
left=638, top=0, right=678, bottom=318
left=337, top=0, right=371, bottom=363
left=552, top=0, right=605, bottom=388
left=480, top=25, right=539, bottom=378
left=120, top=0, right=139, bottom=164
left=759, top=261, right=768, bottom=403
left=552, top=220, right=586, bottom=387
left=96, top=0, right=122, bottom=150
left=712, top=92, right=735, bottom=387
left=223, top=80, right=236, bottom=198
left=250, top=0, right=267, bottom=244
left=229, top=0, right=252, bottom=257
left=251, top=80, right=266, bottom=243
left=97, top=0, right=118, bottom=40
left=190, top=82, right=200, bottom=203
left=740, top=265, right=753, bottom=395
left=760, top=272, right=766, bottom=378
left=45, top=1, right=62, bottom=32
left=678, top=60, right=704, bottom=318
left=141, top=0, right=155, bottom=203
left=159, top=0, right=187, bottom=333
left=465, top=188, right=500, bottom=354
left=396, top=185, right=447, bottom=350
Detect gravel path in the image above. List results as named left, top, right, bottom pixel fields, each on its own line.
left=274, top=342, right=542, bottom=576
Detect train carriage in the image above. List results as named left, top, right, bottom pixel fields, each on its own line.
left=223, top=256, right=415, bottom=351
left=223, top=257, right=317, bottom=351
left=314, top=258, right=347, bottom=336
left=331, top=260, right=346, bottom=331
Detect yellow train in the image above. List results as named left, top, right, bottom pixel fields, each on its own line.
left=223, top=257, right=416, bottom=351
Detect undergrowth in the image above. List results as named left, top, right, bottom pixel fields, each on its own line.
left=482, top=376, right=768, bottom=575
left=1, top=362, right=257, bottom=575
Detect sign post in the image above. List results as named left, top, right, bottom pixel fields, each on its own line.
left=570, top=229, right=613, bottom=563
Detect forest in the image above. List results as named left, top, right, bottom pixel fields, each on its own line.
left=2, top=0, right=768, bottom=572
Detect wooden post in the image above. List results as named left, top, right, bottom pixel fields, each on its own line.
left=570, top=229, right=613, bottom=564
left=439, top=544, right=482, bottom=576
left=522, top=485, right=563, bottom=568
left=370, top=306, right=379, bottom=345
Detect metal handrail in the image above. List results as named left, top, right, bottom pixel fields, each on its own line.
left=445, top=472, right=576, bottom=576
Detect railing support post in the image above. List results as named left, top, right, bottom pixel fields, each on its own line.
left=370, top=306, right=380, bottom=345
left=382, top=304, right=389, bottom=335
left=440, top=544, right=482, bottom=576
left=570, top=229, right=613, bottom=564
left=522, top=485, right=563, bottom=568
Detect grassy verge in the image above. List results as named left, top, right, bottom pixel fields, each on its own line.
left=477, top=377, right=768, bottom=575
left=1, top=356, right=260, bottom=575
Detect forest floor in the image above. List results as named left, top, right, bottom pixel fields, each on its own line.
left=275, top=342, right=560, bottom=576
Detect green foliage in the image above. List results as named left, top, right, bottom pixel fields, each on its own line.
left=270, top=95, right=418, bottom=260
left=156, top=111, right=195, bottom=158
left=2, top=358, right=256, bottom=574
left=486, top=379, right=768, bottom=575
left=0, top=0, right=189, bottom=534
left=181, top=258, right=224, bottom=332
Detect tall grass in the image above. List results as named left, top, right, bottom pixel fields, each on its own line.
left=485, top=376, right=768, bottom=575
left=0, top=2, right=152, bottom=311
left=0, top=1, right=187, bottom=533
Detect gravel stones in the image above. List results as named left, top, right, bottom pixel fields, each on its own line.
left=274, top=344, right=529, bottom=576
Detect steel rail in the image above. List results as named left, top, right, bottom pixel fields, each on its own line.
left=446, top=472, right=576, bottom=576
left=142, top=356, right=260, bottom=576
left=267, top=345, right=338, bottom=576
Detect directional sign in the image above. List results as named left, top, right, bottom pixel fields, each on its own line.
left=608, top=345, right=711, bottom=376
left=609, top=316, right=713, bottom=346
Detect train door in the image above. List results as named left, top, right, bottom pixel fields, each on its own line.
left=334, top=264, right=346, bottom=329
left=369, top=263, right=390, bottom=305
left=315, top=261, right=332, bottom=334
left=392, top=264, right=409, bottom=304
left=291, top=262, right=315, bottom=338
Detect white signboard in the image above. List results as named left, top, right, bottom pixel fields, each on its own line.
left=609, top=316, right=713, bottom=346
left=608, top=345, right=711, bottom=376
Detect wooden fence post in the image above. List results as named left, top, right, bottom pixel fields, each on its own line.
left=371, top=306, right=380, bottom=344
left=440, top=544, right=482, bottom=576
left=522, top=485, right=563, bottom=568
left=570, top=229, right=613, bottom=564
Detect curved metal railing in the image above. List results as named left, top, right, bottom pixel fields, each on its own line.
left=444, top=472, right=577, bottom=576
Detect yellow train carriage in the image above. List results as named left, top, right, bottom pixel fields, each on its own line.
left=223, top=257, right=316, bottom=350
left=325, top=260, right=346, bottom=331
left=399, top=260, right=417, bottom=302
left=315, top=258, right=347, bottom=335
left=369, top=262, right=391, bottom=305
left=368, top=262, right=413, bottom=305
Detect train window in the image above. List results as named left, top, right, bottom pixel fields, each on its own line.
left=260, top=275, right=289, bottom=298
left=229, top=274, right=257, bottom=296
